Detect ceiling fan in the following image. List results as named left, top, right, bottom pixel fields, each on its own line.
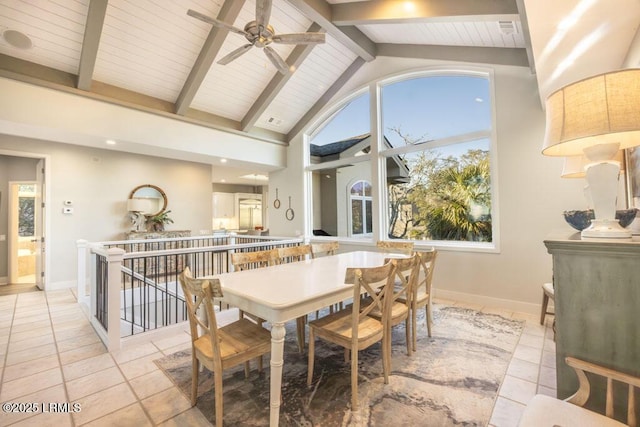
left=187, top=0, right=325, bottom=74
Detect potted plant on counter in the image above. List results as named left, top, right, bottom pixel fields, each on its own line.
left=147, top=210, right=174, bottom=232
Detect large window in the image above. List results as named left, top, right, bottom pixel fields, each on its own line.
left=306, top=70, right=497, bottom=249
left=381, top=74, right=493, bottom=243
left=308, top=91, right=372, bottom=239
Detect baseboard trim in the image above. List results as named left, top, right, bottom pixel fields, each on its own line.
left=433, top=288, right=541, bottom=316
left=47, top=280, right=76, bottom=291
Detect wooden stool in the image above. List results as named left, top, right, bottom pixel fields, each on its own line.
left=540, top=282, right=554, bottom=325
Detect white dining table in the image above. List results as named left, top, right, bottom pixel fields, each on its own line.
left=211, top=250, right=395, bottom=427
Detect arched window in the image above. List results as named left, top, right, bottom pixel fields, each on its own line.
left=305, top=69, right=497, bottom=250
left=349, top=180, right=372, bottom=236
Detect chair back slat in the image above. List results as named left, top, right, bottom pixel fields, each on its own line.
left=276, top=244, right=312, bottom=264
left=231, top=248, right=277, bottom=271
left=311, top=241, right=339, bottom=258
left=376, top=240, right=414, bottom=255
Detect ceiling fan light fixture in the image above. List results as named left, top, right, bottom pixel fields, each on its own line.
left=188, top=0, right=324, bottom=75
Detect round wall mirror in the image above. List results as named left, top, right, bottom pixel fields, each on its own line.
left=128, top=184, right=167, bottom=217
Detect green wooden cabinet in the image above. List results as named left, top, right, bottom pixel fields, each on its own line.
left=544, top=233, right=640, bottom=424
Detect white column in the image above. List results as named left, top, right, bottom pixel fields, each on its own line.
left=106, top=247, right=125, bottom=351
left=76, top=239, right=89, bottom=303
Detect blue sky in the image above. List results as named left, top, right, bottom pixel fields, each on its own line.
left=311, top=75, right=491, bottom=149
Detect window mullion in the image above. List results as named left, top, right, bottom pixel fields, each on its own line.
left=369, top=82, right=384, bottom=242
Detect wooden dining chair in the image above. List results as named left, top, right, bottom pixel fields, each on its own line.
left=178, top=267, right=271, bottom=427
left=310, top=241, right=339, bottom=258
left=396, top=249, right=437, bottom=351
left=230, top=248, right=278, bottom=272
left=230, top=248, right=278, bottom=324
left=307, top=262, right=396, bottom=411
left=519, top=356, right=640, bottom=427
left=274, top=244, right=313, bottom=352
left=376, top=240, right=415, bottom=255
left=366, top=254, right=420, bottom=356
left=275, top=244, right=312, bottom=264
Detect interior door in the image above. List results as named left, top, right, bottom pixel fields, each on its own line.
left=35, top=159, right=45, bottom=290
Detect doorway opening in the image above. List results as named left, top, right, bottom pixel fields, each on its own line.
left=9, top=182, right=37, bottom=284
left=1, top=150, right=49, bottom=294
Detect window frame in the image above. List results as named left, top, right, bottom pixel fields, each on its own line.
left=304, top=67, right=500, bottom=253
left=347, top=179, right=373, bottom=237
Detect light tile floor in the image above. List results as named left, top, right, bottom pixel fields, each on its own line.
left=0, top=289, right=555, bottom=426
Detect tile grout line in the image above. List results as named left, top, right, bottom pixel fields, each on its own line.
left=93, top=337, right=178, bottom=426
left=0, top=295, right=18, bottom=401
left=44, top=289, right=76, bottom=427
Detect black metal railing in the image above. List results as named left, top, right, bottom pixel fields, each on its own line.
left=95, top=252, right=108, bottom=330
left=88, top=234, right=305, bottom=345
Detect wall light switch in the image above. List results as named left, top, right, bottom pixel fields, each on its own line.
left=63, top=207, right=73, bottom=214
left=64, top=200, right=73, bottom=206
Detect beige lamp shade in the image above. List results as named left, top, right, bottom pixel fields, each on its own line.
left=561, top=151, right=625, bottom=178
left=127, top=198, right=148, bottom=212
left=543, top=69, right=640, bottom=156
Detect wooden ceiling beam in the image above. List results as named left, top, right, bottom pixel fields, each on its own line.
left=0, top=54, right=288, bottom=145
left=515, top=0, right=536, bottom=74
left=377, top=43, right=529, bottom=67
left=77, top=0, right=108, bottom=91
left=331, top=0, right=519, bottom=25
left=286, top=0, right=376, bottom=61
left=175, top=0, right=246, bottom=116
left=242, top=23, right=324, bottom=132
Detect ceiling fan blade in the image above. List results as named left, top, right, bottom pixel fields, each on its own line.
left=218, top=44, right=253, bottom=65
left=263, top=46, right=289, bottom=74
left=187, top=9, right=247, bottom=36
left=272, top=32, right=326, bottom=45
left=256, top=0, right=273, bottom=30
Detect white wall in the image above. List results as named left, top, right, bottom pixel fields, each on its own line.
left=270, top=57, right=590, bottom=313
left=0, top=134, right=212, bottom=289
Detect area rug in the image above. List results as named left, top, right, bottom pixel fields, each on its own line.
left=155, top=305, right=523, bottom=426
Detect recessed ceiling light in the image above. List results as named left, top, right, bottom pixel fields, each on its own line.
left=220, top=179, right=226, bottom=183
left=220, top=158, right=227, bottom=163
left=3, top=29, right=32, bottom=50
left=105, top=139, right=116, bottom=145
left=403, top=2, right=416, bottom=12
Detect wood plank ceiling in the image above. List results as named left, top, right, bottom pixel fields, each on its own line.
left=0, top=0, right=531, bottom=146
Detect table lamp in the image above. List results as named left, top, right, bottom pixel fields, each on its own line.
left=543, top=69, right=640, bottom=239
left=127, top=198, right=148, bottom=232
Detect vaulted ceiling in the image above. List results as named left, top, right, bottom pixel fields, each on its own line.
left=0, top=0, right=530, bottom=147
left=1, top=0, right=638, bottom=185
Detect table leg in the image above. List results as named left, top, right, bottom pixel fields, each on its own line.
left=269, top=322, right=286, bottom=427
